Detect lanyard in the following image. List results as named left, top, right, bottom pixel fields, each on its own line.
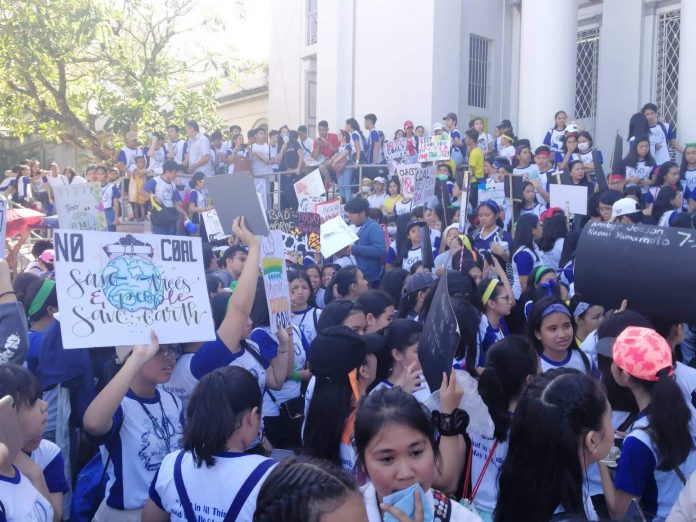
left=137, top=397, right=176, bottom=453
left=462, top=439, right=499, bottom=502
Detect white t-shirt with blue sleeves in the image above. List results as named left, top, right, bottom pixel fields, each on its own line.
left=117, top=146, right=143, bottom=174
left=149, top=450, right=275, bottom=522
left=366, top=129, right=381, bottom=163
left=543, top=128, right=566, bottom=157
left=0, top=466, right=54, bottom=522
left=30, top=439, right=69, bottom=494
left=143, top=176, right=182, bottom=208
left=539, top=349, right=588, bottom=374
left=511, top=245, right=542, bottom=299
left=683, top=168, right=696, bottom=203
left=101, top=182, right=121, bottom=209
left=649, top=123, right=676, bottom=165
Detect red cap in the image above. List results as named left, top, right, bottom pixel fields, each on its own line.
left=403, top=120, right=414, bottom=130
left=608, top=173, right=625, bottom=182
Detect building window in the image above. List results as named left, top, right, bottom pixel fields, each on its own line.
left=468, top=35, right=490, bottom=109
left=655, top=9, right=680, bottom=129
left=575, top=28, right=600, bottom=126
left=305, top=0, right=318, bottom=46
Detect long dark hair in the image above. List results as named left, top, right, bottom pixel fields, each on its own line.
left=332, top=267, right=360, bottom=298
left=511, top=214, right=539, bottom=259
left=183, top=366, right=262, bottom=467
left=253, top=457, right=357, bottom=522
left=288, top=270, right=317, bottom=308
left=538, top=211, right=568, bottom=252
left=628, top=112, right=650, bottom=141
left=478, top=336, right=538, bottom=442
left=380, top=268, right=408, bottom=308
left=345, top=118, right=365, bottom=141
left=357, top=290, right=393, bottom=321
left=303, top=378, right=353, bottom=465
left=623, top=134, right=656, bottom=168
left=652, top=186, right=679, bottom=222
left=680, top=143, right=696, bottom=177
left=495, top=370, right=608, bottom=522
left=653, top=161, right=679, bottom=187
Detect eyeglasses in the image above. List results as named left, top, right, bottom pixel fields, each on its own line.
left=158, top=345, right=182, bottom=358
left=493, top=295, right=512, bottom=303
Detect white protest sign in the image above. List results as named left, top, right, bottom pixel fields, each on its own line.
left=550, top=184, right=589, bottom=216
left=294, top=169, right=326, bottom=212
left=320, top=216, right=359, bottom=258
left=383, top=138, right=409, bottom=162
left=53, top=183, right=107, bottom=231
left=395, top=163, right=420, bottom=199
left=200, top=209, right=226, bottom=242
left=0, top=199, right=6, bottom=258
left=314, top=198, right=342, bottom=224
left=53, top=230, right=214, bottom=349
left=418, top=134, right=451, bottom=162
left=477, top=179, right=506, bottom=209
left=259, top=230, right=292, bottom=334
left=414, top=167, right=436, bottom=207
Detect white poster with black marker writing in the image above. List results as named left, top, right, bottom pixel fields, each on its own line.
left=53, top=229, right=214, bottom=349
left=53, top=183, right=107, bottom=231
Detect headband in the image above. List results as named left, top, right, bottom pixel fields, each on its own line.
left=573, top=302, right=591, bottom=318
left=479, top=199, right=500, bottom=214
left=541, top=303, right=571, bottom=319
left=535, top=149, right=550, bottom=157
left=481, top=278, right=500, bottom=306
left=501, top=134, right=514, bottom=142
left=532, top=265, right=553, bottom=285
left=684, top=142, right=696, bottom=149
left=28, top=278, right=56, bottom=318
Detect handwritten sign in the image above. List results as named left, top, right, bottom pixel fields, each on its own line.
left=477, top=179, right=506, bottom=209
left=417, top=134, right=451, bottom=162
left=414, top=167, right=436, bottom=208
left=575, top=222, right=696, bottom=323
left=550, top=184, right=588, bottom=216
left=259, top=230, right=292, bottom=333
left=383, top=138, right=409, bottom=162
left=314, top=198, right=342, bottom=224
left=52, top=183, right=107, bottom=231
left=266, top=209, right=321, bottom=254
left=294, top=169, right=326, bottom=212
left=53, top=230, right=214, bottom=349
left=395, top=163, right=420, bottom=199
left=320, top=216, right=359, bottom=258
left=419, top=270, right=460, bottom=391
left=0, top=199, right=6, bottom=258
left=200, top=209, right=226, bottom=242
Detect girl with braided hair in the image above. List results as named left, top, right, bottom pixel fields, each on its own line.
left=253, top=456, right=367, bottom=521
left=142, top=366, right=275, bottom=522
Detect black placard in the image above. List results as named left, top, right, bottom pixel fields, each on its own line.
left=205, top=174, right=270, bottom=236
left=574, top=222, right=696, bottom=323
left=419, top=224, right=434, bottom=270
left=418, top=271, right=460, bottom=391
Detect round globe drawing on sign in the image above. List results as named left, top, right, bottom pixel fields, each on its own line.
left=101, top=235, right=164, bottom=312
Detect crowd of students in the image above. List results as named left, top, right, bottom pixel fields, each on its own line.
left=1, top=101, right=696, bottom=522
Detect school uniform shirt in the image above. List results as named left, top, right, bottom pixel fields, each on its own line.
left=368, top=192, right=387, bottom=209
left=160, top=353, right=196, bottom=412
left=469, top=433, right=509, bottom=516
left=188, top=188, right=209, bottom=225
left=89, top=389, right=184, bottom=510
left=434, top=250, right=455, bottom=273
left=543, top=128, right=566, bottom=158
left=361, top=482, right=480, bottom=522
left=649, top=123, right=676, bottom=165
left=537, top=168, right=554, bottom=204
left=250, top=325, right=304, bottom=418
left=334, top=255, right=357, bottom=268
left=683, top=168, right=696, bottom=203
left=101, top=182, right=121, bottom=210
left=149, top=450, right=275, bottom=522
left=13, top=175, right=32, bottom=201
left=539, top=350, right=588, bottom=374
left=143, top=176, right=181, bottom=208
left=402, top=247, right=423, bottom=271
left=475, top=315, right=509, bottom=368
left=511, top=245, right=543, bottom=299
left=518, top=203, right=545, bottom=219
left=30, top=175, right=48, bottom=195
left=512, top=164, right=540, bottom=180
left=472, top=227, right=512, bottom=257
left=614, top=412, right=696, bottom=518
left=571, top=149, right=603, bottom=171
left=165, top=139, right=187, bottom=165
left=365, top=129, right=381, bottom=164
left=586, top=410, right=635, bottom=496
left=187, top=133, right=214, bottom=176
left=625, top=160, right=652, bottom=190
left=251, top=143, right=274, bottom=176
left=298, top=137, right=317, bottom=166
left=226, top=149, right=249, bottom=174
left=541, top=237, right=564, bottom=271
left=370, top=378, right=432, bottom=405
left=393, top=198, right=414, bottom=216
left=498, top=145, right=516, bottom=160
left=0, top=466, right=54, bottom=522
left=143, top=146, right=166, bottom=175
left=675, top=362, right=696, bottom=411
left=658, top=209, right=680, bottom=227
left=477, top=133, right=494, bottom=153
left=349, top=131, right=363, bottom=160
left=117, top=146, right=143, bottom=174
left=29, top=439, right=69, bottom=495
left=291, top=307, right=321, bottom=353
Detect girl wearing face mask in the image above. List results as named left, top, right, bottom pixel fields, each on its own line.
left=572, top=131, right=603, bottom=181
left=620, top=135, right=656, bottom=191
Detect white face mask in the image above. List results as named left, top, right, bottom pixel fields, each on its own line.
left=577, top=142, right=590, bottom=152
left=386, top=225, right=397, bottom=236
left=362, top=186, right=371, bottom=193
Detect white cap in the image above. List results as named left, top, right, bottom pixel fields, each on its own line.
left=610, top=198, right=641, bottom=221
left=432, top=122, right=444, bottom=132
left=564, top=122, right=579, bottom=134
left=373, top=176, right=386, bottom=185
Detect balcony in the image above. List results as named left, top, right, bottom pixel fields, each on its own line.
left=305, top=10, right=317, bottom=46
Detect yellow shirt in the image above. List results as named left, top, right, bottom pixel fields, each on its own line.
left=383, top=194, right=403, bottom=214
left=469, top=147, right=484, bottom=180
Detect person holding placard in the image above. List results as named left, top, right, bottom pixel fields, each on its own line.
left=345, top=198, right=386, bottom=288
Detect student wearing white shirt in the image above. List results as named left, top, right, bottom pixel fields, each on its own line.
left=117, top=131, right=143, bottom=174
left=542, top=110, right=568, bottom=159
left=363, top=113, right=382, bottom=164
left=144, top=134, right=167, bottom=175
left=642, top=102, right=683, bottom=165
left=367, top=176, right=387, bottom=209
left=510, top=214, right=543, bottom=299
left=143, top=366, right=276, bottom=522
left=184, top=120, right=213, bottom=177
left=298, top=125, right=320, bottom=167
left=164, top=124, right=186, bottom=165
left=251, top=128, right=275, bottom=206
left=681, top=143, right=696, bottom=207
left=472, top=117, right=493, bottom=154
left=619, top=136, right=656, bottom=191
left=497, top=134, right=515, bottom=160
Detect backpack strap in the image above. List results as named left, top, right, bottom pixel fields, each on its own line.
left=658, top=122, right=669, bottom=142
left=173, top=451, right=197, bottom=522
left=312, top=308, right=318, bottom=331
left=223, top=459, right=276, bottom=522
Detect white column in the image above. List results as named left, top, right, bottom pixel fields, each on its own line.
left=517, top=0, right=578, bottom=146
left=677, top=0, right=696, bottom=142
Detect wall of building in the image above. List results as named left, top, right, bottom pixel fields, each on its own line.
left=217, top=90, right=269, bottom=133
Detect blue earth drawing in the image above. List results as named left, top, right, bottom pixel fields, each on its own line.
left=101, top=254, right=164, bottom=312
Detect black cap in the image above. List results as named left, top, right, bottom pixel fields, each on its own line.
left=345, top=197, right=369, bottom=214
left=443, top=112, right=458, bottom=122
left=309, top=326, right=367, bottom=379
left=363, top=333, right=387, bottom=355
left=498, top=119, right=512, bottom=128
left=404, top=271, right=436, bottom=296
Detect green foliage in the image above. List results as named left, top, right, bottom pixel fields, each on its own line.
left=0, top=0, right=233, bottom=160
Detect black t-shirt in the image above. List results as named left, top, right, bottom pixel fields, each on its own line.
left=281, top=142, right=300, bottom=171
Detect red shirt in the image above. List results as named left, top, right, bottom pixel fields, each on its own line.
left=314, top=133, right=340, bottom=158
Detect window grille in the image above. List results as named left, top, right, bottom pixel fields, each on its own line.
left=655, top=9, right=680, bottom=129
left=575, top=28, right=600, bottom=123
left=468, top=35, right=490, bottom=109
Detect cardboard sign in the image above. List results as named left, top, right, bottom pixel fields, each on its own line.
left=266, top=209, right=321, bottom=254
left=259, top=230, right=292, bottom=333
left=314, top=198, right=342, bottom=224
left=574, top=222, right=696, bottom=323
left=414, top=166, right=436, bottom=208
left=294, top=169, right=326, bottom=212
left=418, top=134, right=451, bottom=162
left=550, top=184, right=588, bottom=216
left=419, top=270, right=460, bottom=391
left=383, top=138, right=409, bottom=162
left=395, top=163, right=420, bottom=199
left=320, top=216, right=359, bottom=258
left=53, top=230, right=214, bottom=349
left=52, top=183, right=107, bottom=231
left=0, top=199, right=6, bottom=258
left=205, top=174, right=269, bottom=236
left=200, top=209, right=226, bottom=242
left=477, top=179, right=506, bottom=208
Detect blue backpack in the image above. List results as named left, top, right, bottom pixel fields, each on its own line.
left=70, top=452, right=108, bottom=522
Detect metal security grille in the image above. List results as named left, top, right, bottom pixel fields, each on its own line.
left=575, top=28, right=600, bottom=125
left=655, top=10, right=680, bottom=129
left=468, top=35, right=490, bottom=109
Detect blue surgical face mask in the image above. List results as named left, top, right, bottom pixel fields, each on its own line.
left=436, top=174, right=449, bottom=181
